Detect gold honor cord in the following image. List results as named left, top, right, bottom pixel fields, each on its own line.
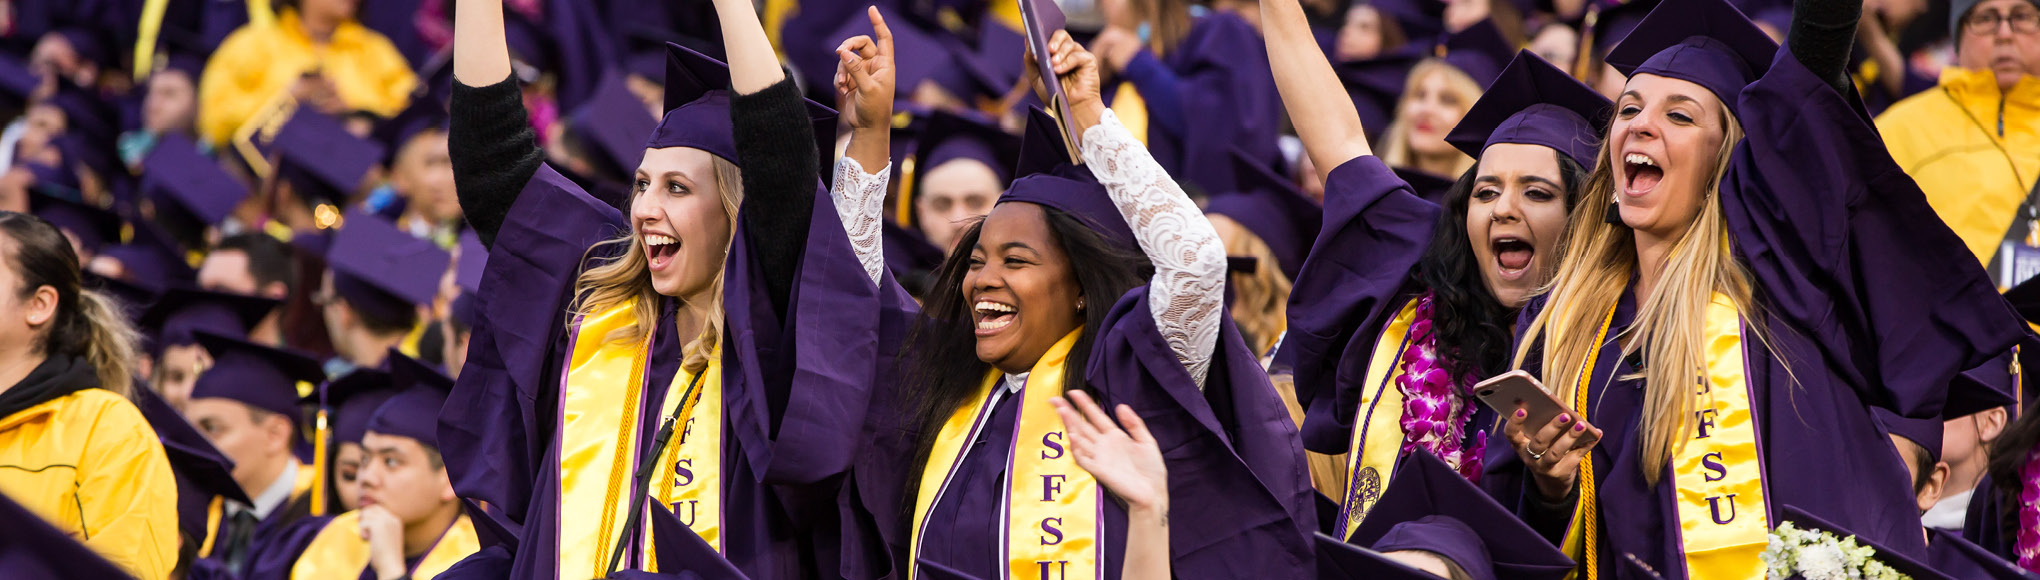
left=1337, top=300, right=1419, bottom=539
left=1560, top=305, right=1616, bottom=580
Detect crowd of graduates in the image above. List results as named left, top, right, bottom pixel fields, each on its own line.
left=0, top=0, right=2035, bottom=577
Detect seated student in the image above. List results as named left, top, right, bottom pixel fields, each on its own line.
left=198, top=233, right=299, bottom=347
left=196, top=0, right=417, bottom=147
left=1317, top=450, right=1574, bottom=580
left=373, top=99, right=462, bottom=247
left=141, top=287, right=281, bottom=411
left=1874, top=407, right=2033, bottom=580
left=88, top=220, right=196, bottom=294
left=266, top=112, right=389, bottom=234
left=258, top=353, right=478, bottom=580
left=317, top=210, right=451, bottom=377
left=0, top=211, right=177, bottom=579
left=309, top=366, right=403, bottom=515
left=134, top=384, right=252, bottom=580
left=185, top=329, right=330, bottom=577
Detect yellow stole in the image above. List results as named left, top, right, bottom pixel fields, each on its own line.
left=1334, top=300, right=1420, bottom=539
left=645, top=352, right=724, bottom=563
left=1562, top=294, right=1770, bottom=580
left=909, top=331, right=1101, bottom=580
left=557, top=301, right=725, bottom=577
left=288, top=511, right=480, bottom=580
left=1109, top=84, right=1149, bottom=146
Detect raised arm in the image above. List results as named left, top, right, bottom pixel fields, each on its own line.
left=1048, top=32, right=1227, bottom=388
left=717, top=0, right=822, bottom=318
left=1261, top=0, right=1372, bottom=181
left=449, top=0, right=541, bottom=247
left=1788, top=0, right=1863, bottom=95
left=832, top=6, right=898, bottom=286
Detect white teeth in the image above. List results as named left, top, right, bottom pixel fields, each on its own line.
left=977, top=318, right=1014, bottom=330
left=645, top=234, right=676, bottom=247
left=1625, top=154, right=1656, bottom=167
left=974, top=301, right=1015, bottom=314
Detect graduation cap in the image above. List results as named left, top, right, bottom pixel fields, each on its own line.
left=1943, top=345, right=2025, bottom=419
left=1604, top=0, right=1779, bottom=118
left=1775, top=505, right=1955, bottom=580
left=1349, top=450, right=1576, bottom=580
left=1438, top=19, right=1515, bottom=88
left=1924, top=529, right=2033, bottom=580
left=1204, top=148, right=1323, bottom=279
left=374, top=93, right=450, bottom=167
left=0, top=489, right=131, bottom=579
left=97, top=219, right=196, bottom=293
left=1580, top=0, right=1659, bottom=65
left=364, top=352, right=453, bottom=448
left=997, top=107, right=1137, bottom=251
left=827, top=7, right=961, bottom=97
left=1016, top=0, right=1083, bottom=165
left=273, top=111, right=388, bottom=206
left=81, top=270, right=159, bottom=322
left=132, top=384, right=253, bottom=542
left=903, top=110, right=1021, bottom=227
left=139, top=286, right=281, bottom=347
left=643, top=501, right=746, bottom=580
left=567, top=70, right=659, bottom=178
left=1314, top=532, right=1455, bottom=579
left=1338, top=50, right=1427, bottom=142
left=45, top=79, right=115, bottom=152
left=326, top=209, right=453, bottom=321
left=1394, top=166, right=1458, bottom=205
left=307, top=366, right=398, bottom=447
left=190, top=329, right=325, bottom=425
left=1872, top=406, right=1946, bottom=464
left=29, top=191, right=121, bottom=257
left=1366, top=0, right=1448, bottom=46
left=141, top=134, right=250, bottom=228
left=1446, top=50, right=1613, bottom=168
left=648, top=43, right=837, bottom=166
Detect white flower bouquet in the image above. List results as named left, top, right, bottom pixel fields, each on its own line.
left=1761, top=522, right=1911, bottom=580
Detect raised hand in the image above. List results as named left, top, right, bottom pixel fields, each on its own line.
left=834, top=6, right=896, bottom=133
left=1052, top=390, right=1167, bottom=513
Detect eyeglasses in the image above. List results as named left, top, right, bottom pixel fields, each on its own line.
left=1965, top=7, right=2040, bottom=36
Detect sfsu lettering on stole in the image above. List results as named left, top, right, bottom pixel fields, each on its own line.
left=1039, top=430, right=1071, bottom=579
left=1693, top=375, right=1737, bottom=526
left=672, top=416, right=698, bottom=526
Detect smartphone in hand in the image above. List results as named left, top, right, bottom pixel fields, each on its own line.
left=1474, top=370, right=1599, bottom=447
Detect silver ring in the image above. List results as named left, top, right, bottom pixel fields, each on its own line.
left=1529, top=447, right=1547, bottom=461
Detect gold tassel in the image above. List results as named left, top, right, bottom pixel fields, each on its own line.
left=310, top=409, right=329, bottom=516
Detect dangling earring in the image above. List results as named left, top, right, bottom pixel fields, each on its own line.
left=1604, top=195, right=1623, bottom=225
left=1076, top=298, right=1086, bottom=311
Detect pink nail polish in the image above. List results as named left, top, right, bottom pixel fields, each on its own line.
left=1558, top=415, right=1571, bottom=424
left=1574, top=423, right=1586, bottom=432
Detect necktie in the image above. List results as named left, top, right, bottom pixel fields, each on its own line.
left=222, top=509, right=260, bottom=576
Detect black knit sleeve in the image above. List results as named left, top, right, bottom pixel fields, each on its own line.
left=449, top=74, right=545, bottom=249
left=1788, top=0, right=1863, bottom=95
left=730, top=76, right=819, bottom=320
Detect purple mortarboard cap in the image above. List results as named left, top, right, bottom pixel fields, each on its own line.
left=133, top=384, right=252, bottom=540
left=915, top=558, right=989, bottom=580
left=1604, top=0, right=1778, bottom=119
left=0, top=55, right=39, bottom=106
left=374, top=94, right=449, bottom=166
left=1872, top=406, right=1946, bottom=463
left=101, top=220, right=195, bottom=292
left=906, top=110, right=1020, bottom=227
left=305, top=366, right=397, bottom=446
left=1395, top=167, right=1457, bottom=205
left=54, top=132, right=115, bottom=182
left=972, top=23, right=1027, bottom=96
left=1777, top=505, right=1956, bottom=580
left=1337, top=50, right=1424, bottom=139
left=1204, top=148, right=1322, bottom=279
left=997, top=107, right=1137, bottom=251
left=365, top=352, right=451, bottom=448
left=1368, top=0, right=1448, bottom=45
left=327, top=209, right=452, bottom=319
left=644, top=501, right=747, bottom=580
left=1942, top=341, right=2026, bottom=418
left=156, top=52, right=207, bottom=82
left=1439, top=19, right=1514, bottom=88
left=190, top=329, right=324, bottom=424
left=650, top=43, right=837, bottom=163
left=1446, top=50, right=1613, bottom=167
left=1352, top=450, right=1576, bottom=580
left=828, top=7, right=958, bottom=96
left=570, top=70, right=659, bottom=177
left=0, top=490, right=131, bottom=579
left=883, top=221, right=946, bottom=288
left=273, top=111, right=386, bottom=205
left=1585, top=0, right=1659, bottom=59
left=139, top=286, right=280, bottom=347
left=141, top=134, right=249, bottom=226
left=626, top=50, right=667, bottom=83
left=1314, top=532, right=1446, bottom=579
left=29, top=192, right=120, bottom=256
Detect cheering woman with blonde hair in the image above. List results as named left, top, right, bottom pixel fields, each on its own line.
left=1486, top=0, right=2027, bottom=577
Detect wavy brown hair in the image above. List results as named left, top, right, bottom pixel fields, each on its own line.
left=569, top=157, right=744, bottom=375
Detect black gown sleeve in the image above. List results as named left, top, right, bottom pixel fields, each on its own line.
left=1787, top=0, right=1863, bottom=95
left=449, top=74, right=545, bottom=249
left=728, top=76, right=818, bottom=319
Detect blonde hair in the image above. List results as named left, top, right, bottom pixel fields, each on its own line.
left=1378, top=60, right=1480, bottom=177
left=1211, top=215, right=1291, bottom=355
left=76, top=289, right=140, bottom=397
left=1511, top=106, right=1755, bottom=485
left=570, top=157, right=744, bottom=374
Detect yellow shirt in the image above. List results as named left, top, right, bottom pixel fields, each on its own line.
left=0, top=389, right=179, bottom=580
left=1875, top=68, right=2040, bottom=265
left=196, top=9, right=418, bottom=146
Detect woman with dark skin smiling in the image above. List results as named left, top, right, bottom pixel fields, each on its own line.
left=838, top=31, right=1313, bottom=580
left=1485, top=0, right=2027, bottom=577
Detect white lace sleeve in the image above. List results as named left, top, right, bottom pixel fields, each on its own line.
left=831, top=157, right=891, bottom=286
left=1080, top=109, right=1226, bottom=388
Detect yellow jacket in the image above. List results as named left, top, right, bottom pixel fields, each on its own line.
left=196, top=9, right=418, bottom=146
left=1876, top=68, right=2040, bottom=264
left=0, top=389, right=179, bottom=580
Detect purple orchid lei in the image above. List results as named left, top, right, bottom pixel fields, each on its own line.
left=2017, top=447, right=2040, bottom=572
left=1395, top=291, right=1487, bottom=482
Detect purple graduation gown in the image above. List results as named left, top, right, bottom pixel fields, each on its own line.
left=838, top=285, right=1316, bottom=579
left=1926, top=528, right=2033, bottom=580
left=1113, top=11, right=1283, bottom=196
left=1482, top=52, right=2026, bottom=580
left=435, top=164, right=882, bottom=579
left=245, top=514, right=332, bottom=580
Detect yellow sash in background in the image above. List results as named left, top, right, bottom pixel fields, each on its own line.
left=909, top=331, right=1100, bottom=580
left=289, top=511, right=480, bottom=580
left=1335, top=300, right=1419, bottom=539
left=557, top=303, right=655, bottom=579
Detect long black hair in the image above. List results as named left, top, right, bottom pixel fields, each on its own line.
left=899, top=205, right=1152, bottom=506
left=1411, top=150, right=1589, bottom=380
